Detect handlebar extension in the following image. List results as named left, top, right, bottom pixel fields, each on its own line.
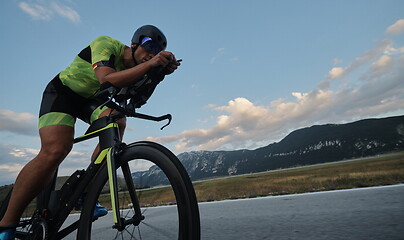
left=93, top=82, right=172, bottom=130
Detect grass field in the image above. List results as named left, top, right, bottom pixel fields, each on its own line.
left=96, top=152, right=404, bottom=208
left=192, top=153, right=404, bottom=202
left=1, top=153, right=404, bottom=212
left=96, top=153, right=404, bottom=206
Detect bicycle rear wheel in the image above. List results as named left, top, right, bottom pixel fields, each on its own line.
left=77, top=141, right=200, bottom=240
left=0, top=189, right=48, bottom=240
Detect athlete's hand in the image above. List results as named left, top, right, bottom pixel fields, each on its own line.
left=148, top=51, right=180, bottom=75
left=162, top=59, right=181, bottom=75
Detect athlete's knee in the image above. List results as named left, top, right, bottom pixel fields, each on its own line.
left=37, top=143, right=72, bottom=167
left=38, top=125, right=74, bottom=166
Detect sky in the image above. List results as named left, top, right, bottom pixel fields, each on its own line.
left=0, top=0, right=403, bottom=185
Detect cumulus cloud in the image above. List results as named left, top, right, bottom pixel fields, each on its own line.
left=328, top=67, right=345, bottom=79
left=18, top=1, right=80, bottom=23
left=0, top=109, right=37, bottom=136
left=149, top=38, right=404, bottom=152
left=386, top=19, right=404, bottom=35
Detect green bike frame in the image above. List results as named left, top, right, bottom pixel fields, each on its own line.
left=73, top=116, right=131, bottom=230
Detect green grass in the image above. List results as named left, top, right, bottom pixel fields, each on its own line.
left=191, top=153, right=404, bottom=202
left=2, top=153, right=404, bottom=212
left=96, top=152, right=404, bottom=207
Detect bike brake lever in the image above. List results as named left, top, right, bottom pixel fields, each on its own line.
left=100, top=96, right=114, bottom=109
left=160, top=114, right=172, bottom=130
left=96, top=87, right=120, bottom=110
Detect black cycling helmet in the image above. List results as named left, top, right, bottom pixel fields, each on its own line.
left=131, top=25, right=167, bottom=51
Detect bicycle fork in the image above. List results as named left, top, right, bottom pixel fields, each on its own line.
left=92, top=117, right=144, bottom=231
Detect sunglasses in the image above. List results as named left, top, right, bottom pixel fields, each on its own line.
left=141, top=40, right=163, bottom=55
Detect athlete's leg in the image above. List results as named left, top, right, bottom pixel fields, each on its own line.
left=0, top=125, right=74, bottom=226
left=87, top=109, right=126, bottom=217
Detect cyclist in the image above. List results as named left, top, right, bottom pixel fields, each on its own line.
left=0, top=25, right=180, bottom=239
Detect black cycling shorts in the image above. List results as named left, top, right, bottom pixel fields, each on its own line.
left=38, top=75, right=107, bottom=129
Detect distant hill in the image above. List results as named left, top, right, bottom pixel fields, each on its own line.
left=133, top=115, right=404, bottom=186
left=2, top=115, right=403, bottom=194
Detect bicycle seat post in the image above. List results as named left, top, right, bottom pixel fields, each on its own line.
left=36, top=168, right=58, bottom=218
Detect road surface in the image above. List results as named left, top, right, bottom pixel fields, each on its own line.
left=64, top=184, right=404, bottom=239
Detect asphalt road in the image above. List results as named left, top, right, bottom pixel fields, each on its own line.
left=64, top=184, right=404, bottom=239
left=199, top=184, right=404, bottom=240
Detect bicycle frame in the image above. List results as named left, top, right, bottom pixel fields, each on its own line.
left=34, top=114, right=142, bottom=239
left=4, top=82, right=181, bottom=239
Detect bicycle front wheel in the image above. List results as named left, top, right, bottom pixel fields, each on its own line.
left=77, top=141, right=200, bottom=240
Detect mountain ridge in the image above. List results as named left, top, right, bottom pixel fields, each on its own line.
left=134, top=115, right=404, bottom=186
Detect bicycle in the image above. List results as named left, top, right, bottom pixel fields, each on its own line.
left=0, top=81, right=201, bottom=239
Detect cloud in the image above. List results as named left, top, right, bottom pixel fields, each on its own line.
left=0, top=163, right=24, bottom=186
left=0, top=140, right=153, bottom=185
left=50, top=2, right=80, bottom=23
left=18, top=1, right=80, bottom=23
left=149, top=40, right=404, bottom=152
left=18, top=2, right=52, bottom=20
left=0, top=143, right=94, bottom=185
left=369, top=55, right=392, bottom=76
left=384, top=46, right=404, bottom=55
left=57, top=149, right=92, bottom=176
left=0, top=144, right=31, bottom=185
left=328, top=67, right=345, bottom=79
left=0, top=163, right=25, bottom=174
left=0, top=109, right=37, bottom=136
left=9, top=147, right=39, bottom=160
left=386, top=19, right=404, bottom=35
left=327, top=39, right=392, bottom=79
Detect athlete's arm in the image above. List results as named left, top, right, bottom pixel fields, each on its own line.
left=94, top=51, right=178, bottom=88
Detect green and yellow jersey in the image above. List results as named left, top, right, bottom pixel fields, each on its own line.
left=59, top=35, right=127, bottom=98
